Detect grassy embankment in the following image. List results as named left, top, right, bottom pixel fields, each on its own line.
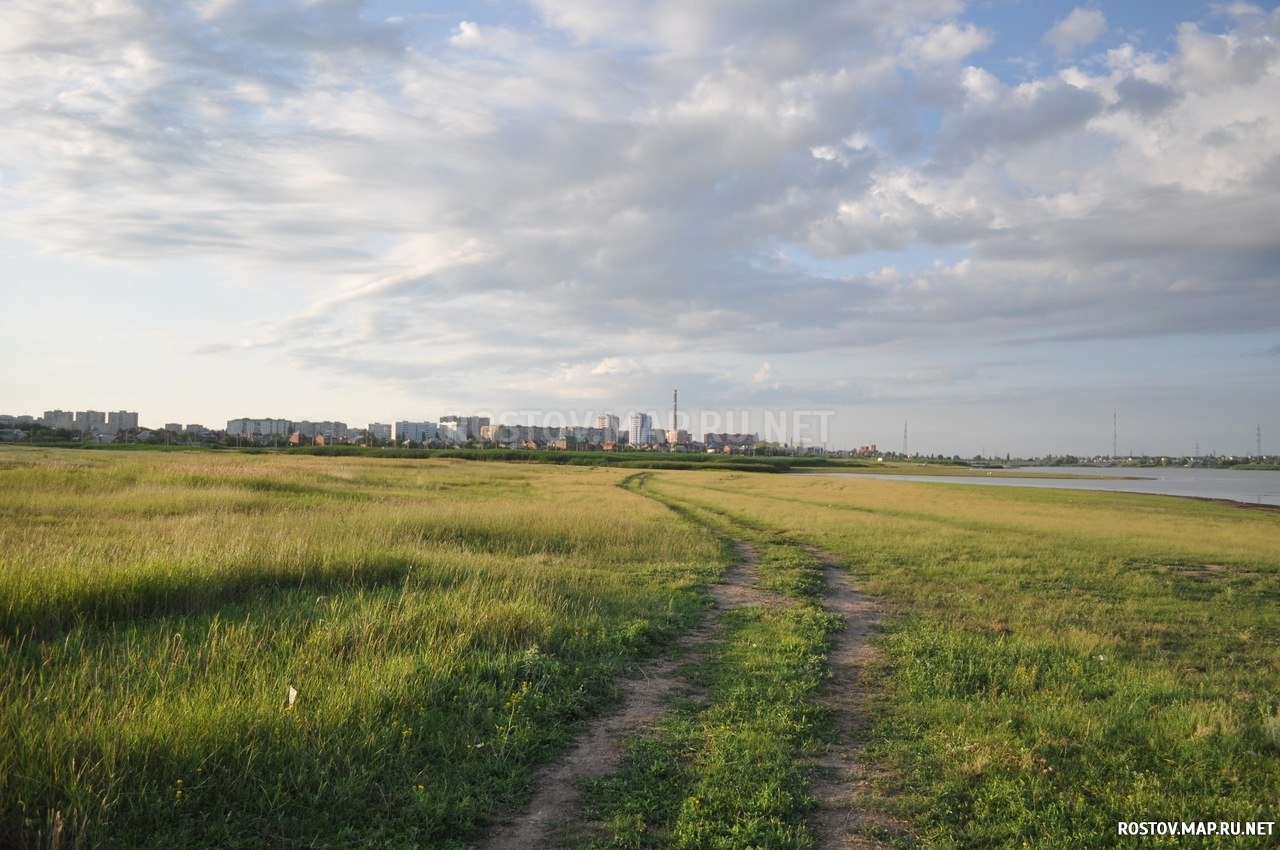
left=643, top=471, right=1280, bottom=847
left=0, top=448, right=724, bottom=848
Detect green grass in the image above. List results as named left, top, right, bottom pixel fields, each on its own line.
left=0, top=449, right=722, bottom=848
left=643, top=471, right=1280, bottom=848
left=6, top=449, right=1277, bottom=848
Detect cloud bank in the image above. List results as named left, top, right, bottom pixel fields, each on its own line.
left=1, top=0, right=1278, bottom=413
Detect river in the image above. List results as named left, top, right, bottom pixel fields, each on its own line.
left=806, top=466, right=1280, bottom=507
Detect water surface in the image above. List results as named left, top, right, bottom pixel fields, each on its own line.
left=807, top=466, right=1280, bottom=507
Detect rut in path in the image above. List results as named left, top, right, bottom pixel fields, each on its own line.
left=477, top=546, right=783, bottom=850
left=807, top=556, right=908, bottom=850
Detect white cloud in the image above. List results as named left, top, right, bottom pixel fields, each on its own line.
left=1044, top=8, right=1107, bottom=59
left=906, top=22, right=991, bottom=65
left=449, top=21, right=484, bottom=48
left=0, top=0, right=1277, bottom=427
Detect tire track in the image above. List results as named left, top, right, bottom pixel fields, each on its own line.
left=809, top=557, right=910, bottom=849
left=477, top=544, right=778, bottom=850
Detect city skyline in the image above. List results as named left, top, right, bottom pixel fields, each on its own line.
left=2, top=1, right=1278, bottom=457
left=4, top=399, right=1272, bottom=459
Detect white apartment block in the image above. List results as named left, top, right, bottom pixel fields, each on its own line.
left=226, top=418, right=291, bottom=437
left=293, top=421, right=348, bottom=441
left=596, top=413, right=620, bottom=444
left=42, top=410, right=76, bottom=429
left=368, top=423, right=392, bottom=441
left=439, top=415, right=491, bottom=441
left=76, top=411, right=107, bottom=433
left=107, top=410, right=139, bottom=432
left=395, top=421, right=438, bottom=443
left=628, top=412, right=653, bottom=447
left=437, top=420, right=467, bottom=443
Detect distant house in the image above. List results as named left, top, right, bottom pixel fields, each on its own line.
left=704, top=432, right=757, bottom=453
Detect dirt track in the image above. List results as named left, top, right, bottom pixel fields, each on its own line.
left=478, top=540, right=903, bottom=849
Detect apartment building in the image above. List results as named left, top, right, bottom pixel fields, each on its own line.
left=395, top=421, right=438, bottom=443
left=226, top=418, right=291, bottom=437
left=628, top=412, right=653, bottom=447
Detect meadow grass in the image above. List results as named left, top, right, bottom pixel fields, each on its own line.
left=7, top=449, right=1277, bottom=848
left=0, top=448, right=722, bottom=848
left=644, top=471, right=1280, bottom=848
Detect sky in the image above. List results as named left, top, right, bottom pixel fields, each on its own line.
left=1, top=0, right=1278, bottom=457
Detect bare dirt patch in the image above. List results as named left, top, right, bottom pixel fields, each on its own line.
left=477, top=545, right=770, bottom=850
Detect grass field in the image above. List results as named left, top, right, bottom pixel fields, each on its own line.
left=3, top=448, right=1278, bottom=848
left=0, top=448, right=722, bottom=848
left=642, top=471, right=1280, bottom=847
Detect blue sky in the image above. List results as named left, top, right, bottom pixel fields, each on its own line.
left=1, top=1, right=1278, bottom=456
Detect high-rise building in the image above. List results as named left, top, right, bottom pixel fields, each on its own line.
left=367, top=423, right=392, bottom=442
left=42, top=410, right=75, bottom=429
left=76, top=411, right=107, bottom=433
left=567, top=426, right=611, bottom=445
left=107, top=410, right=139, bottom=432
left=226, top=418, right=291, bottom=437
left=293, top=421, right=348, bottom=441
left=395, top=421, right=438, bottom=443
left=439, top=415, right=491, bottom=441
left=596, top=413, right=620, bottom=444
left=437, top=419, right=466, bottom=443
left=628, top=412, right=653, bottom=447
